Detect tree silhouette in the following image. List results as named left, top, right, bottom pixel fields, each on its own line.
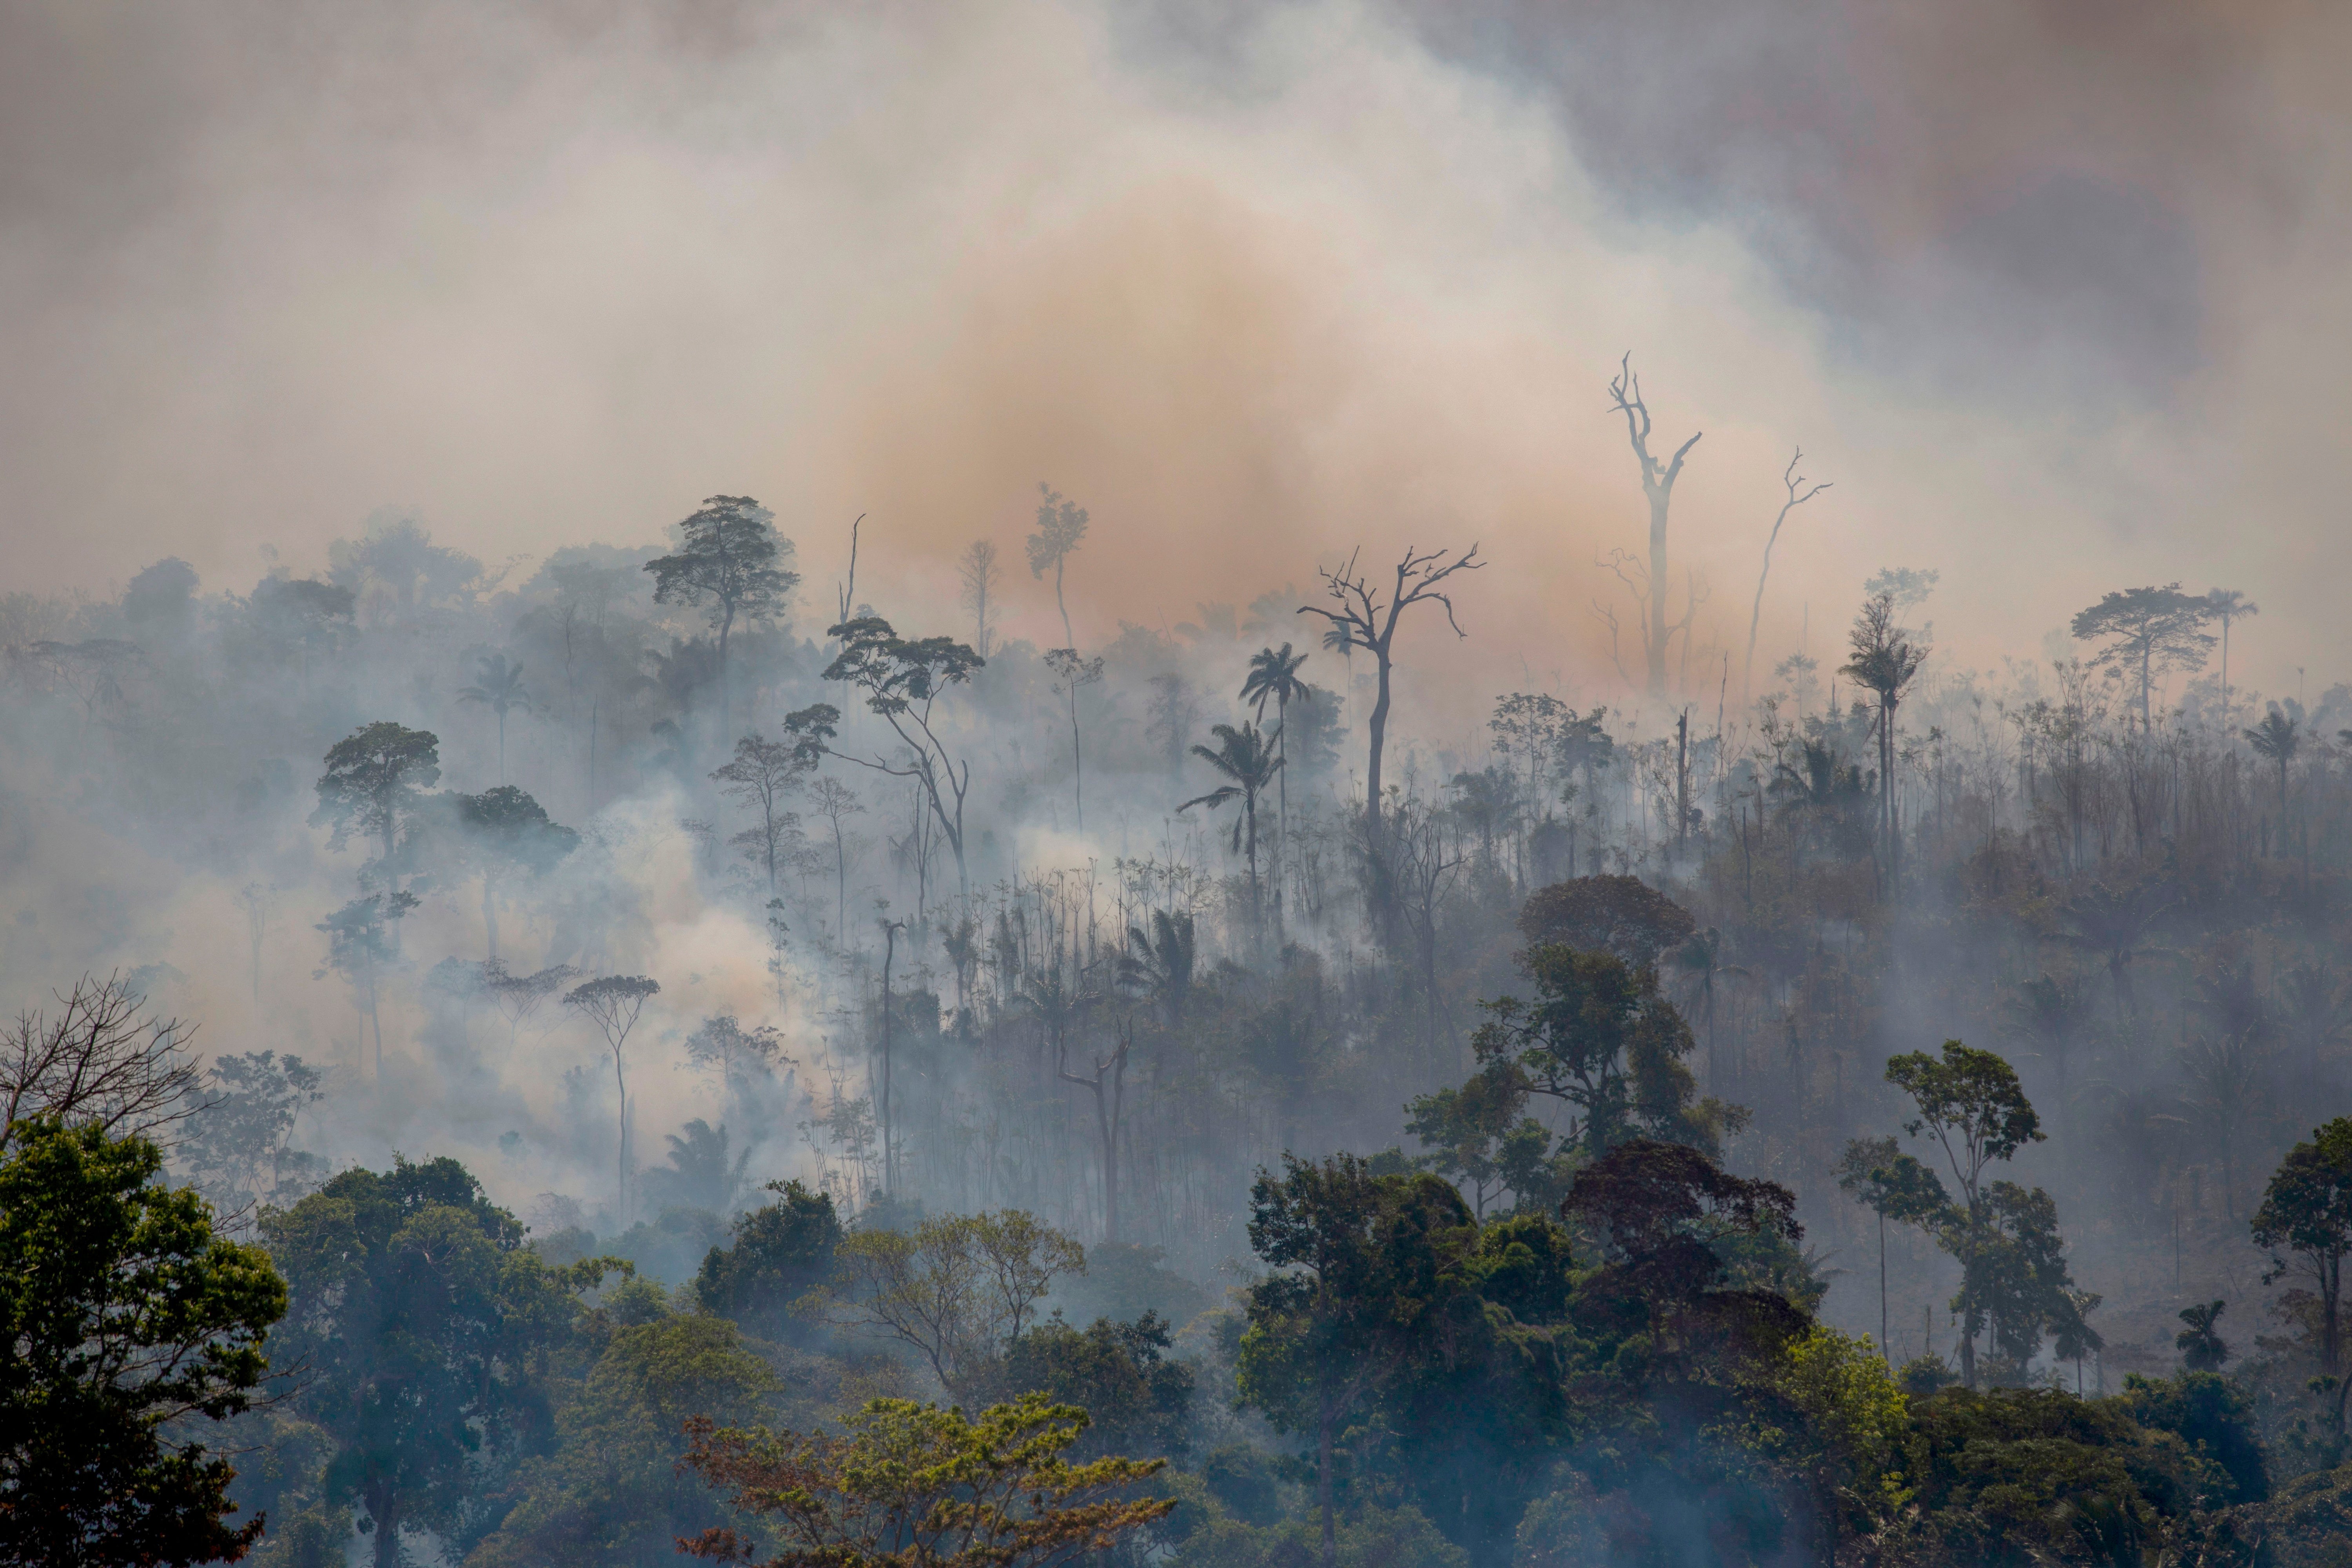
left=2176, top=1299, right=2229, bottom=1372
left=1604, top=353, right=1703, bottom=699
left=1742, top=447, right=1831, bottom=704
left=450, top=785, right=578, bottom=963
left=312, top=721, right=441, bottom=879
left=1027, top=483, right=1088, bottom=649
left=644, top=495, right=797, bottom=739
left=2245, top=705, right=2300, bottom=820
left=957, top=538, right=1001, bottom=657
left=2069, top=583, right=2214, bottom=731
left=2207, top=587, right=2259, bottom=722
left=564, top=975, right=660, bottom=1219
left=1179, top=722, right=1283, bottom=903
left=806, top=777, right=866, bottom=944
left=316, top=892, right=416, bottom=1078
left=1840, top=592, right=1929, bottom=887
left=2254, top=1119, right=2352, bottom=1429
left=711, top=732, right=808, bottom=897
left=1242, top=642, right=1314, bottom=880
left=1296, top=543, right=1482, bottom=845
left=457, top=650, right=533, bottom=784
left=788, top=617, right=985, bottom=899
left=1043, top=647, right=1106, bottom=833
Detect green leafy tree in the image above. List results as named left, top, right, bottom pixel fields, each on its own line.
left=1882, top=1041, right=2044, bottom=1387
left=0, top=1118, right=286, bottom=1568
left=817, top=1210, right=1084, bottom=1398
left=312, top=722, right=441, bottom=878
left=973, top=1311, right=1195, bottom=1463
left=2068, top=582, right=2214, bottom=731
left=2253, top=1118, right=2352, bottom=1428
left=2176, top=1300, right=2229, bottom=1373
left=644, top=495, right=798, bottom=738
left=263, top=1156, right=622, bottom=1568
left=1471, top=943, right=1739, bottom=1160
left=679, top=1393, right=1171, bottom=1567
left=1837, top=1134, right=1950, bottom=1363
left=693, top=1179, right=842, bottom=1340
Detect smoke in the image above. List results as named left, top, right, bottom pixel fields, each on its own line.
left=2, top=0, right=2347, bottom=707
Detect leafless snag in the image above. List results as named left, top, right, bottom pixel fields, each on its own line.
left=1607, top=354, right=1702, bottom=700
left=0, top=973, right=209, bottom=1150
left=1296, top=542, right=1483, bottom=844
left=1741, top=446, right=1832, bottom=706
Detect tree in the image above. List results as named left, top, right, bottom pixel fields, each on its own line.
left=316, top=893, right=416, bottom=1078
left=0, top=973, right=204, bottom=1152
left=1882, top=1041, right=2044, bottom=1387
left=2245, top=704, right=2300, bottom=820
left=1471, top=942, right=1735, bottom=1159
left=711, top=733, right=809, bottom=897
left=0, top=1118, right=286, bottom=1568
left=2069, top=583, right=2214, bottom=731
left=817, top=1210, right=1085, bottom=1398
left=455, top=651, right=532, bottom=785
left=448, top=786, right=578, bottom=964
left=482, top=962, right=577, bottom=1053
left=685, top=1015, right=789, bottom=1113
left=1741, top=447, right=1831, bottom=704
left=693, top=1179, right=842, bottom=1338
left=957, top=539, right=1001, bottom=658
left=1116, top=909, right=1195, bottom=1024
left=787, top=616, right=985, bottom=898
left=644, top=495, right=798, bottom=738
left=1026, top=483, right=1088, bottom=649
left=679, top=1393, right=1171, bottom=1567
left=806, top=776, right=866, bottom=942
left=177, top=1051, right=327, bottom=1220
left=2207, top=587, right=2258, bottom=721
left=1179, top=721, right=1283, bottom=903
left=264, top=1157, right=622, bottom=1568
left=2177, top=1300, right=2229, bottom=1372
left=1837, top=1134, right=1950, bottom=1363
left=1296, top=543, right=1483, bottom=846
left=1042, top=647, right=1105, bottom=833
left=312, top=722, right=441, bottom=878
left=1237, top=1154, right=1480, bottom=1568
left=564, top=976, right=660, bottom=1219
left=1058, top=1020, right=1130, bottom=1241
left=1241, top=642, right=1314, bottom=874
left=1840, top=592, right=1929, bottom=886
left=2054, top=881, right=2169, bottom=1021
left=1604, top=353, right=1702, bottom=699
left=1405, top=1062, right=1539, bottom=1218
left=1517, top=874, right=1696, bottom=967
left=2253, top=1118, right=2352, bottom=1426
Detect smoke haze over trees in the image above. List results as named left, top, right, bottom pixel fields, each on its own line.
left=8, top=3, right=2352, bottom=1564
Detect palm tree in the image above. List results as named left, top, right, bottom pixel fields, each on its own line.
left=458, top=651, right=533, bottom=784
left=2054, top=882, right=2169, bottom=1021
left=2206, top=588, right=2258, bottom=723
left=1241, top=643, right=1313, bottom=880
left=2276, top=963, right=2350, bottom=1100
left=1839, top=592, right=1929, bottom=886
left=2245, top=706, right=2299, bottom=820
left=1179, top=722, right=1283, bottom=902
left=1117, top=908, right=1196, bottom=1022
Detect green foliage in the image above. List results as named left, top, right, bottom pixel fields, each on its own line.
left=310, top=720, right=440, bottom=863
left=817, top=1209, right=1084, bottom=1396
left=2119, top=1371, right=2267, bottom=1505
left=466, top=1313, right=781, bottom=1568
left=0, top=1118, right=287, bottom=1567
left=693, top=1178, right=840, bottom=1338
left=264, top=1156, right=624, bottom=1565
left=679, top=1392, right=1171, bottom=1566
left=975, top=1311, right=1194, bottom=1461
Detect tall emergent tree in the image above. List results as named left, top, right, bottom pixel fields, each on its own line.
left=1840, top=592, right=1929, bottom=887
left=1042, top=647, right=1105, bottom=833
left=1606, top=352, right=1702, bottom=699
left=2069, top=582, right=2214, bottom=731
left=1882, top=1040, right=2045, bottom=1388
left=0, top=1118, right=286, bottom=1568
left=1241, top=642, right=1313, bottom=873
left=312, top=722, right=441, bottom=881
left=1026, top=483, right=1088, bottom=650
left=957, top=538, right=1000, bottom=658
left=1742, top=446, right=1831, bottom=704
left=1296, top=542, right=1482, bottom=845
left=2207, top=586, right=2258, bottom=721
left=711, top=733, right=808, bottom=897
left=2254, top=1118, right=2352, bottom=1428
left=564, top=975, right=660, bottom=1218
left=644, top=495, right=798, bottom=739
left=786, top=617, right=985, bottom=898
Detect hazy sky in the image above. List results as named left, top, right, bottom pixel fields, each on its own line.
left=4, top=0, right=2348, bottom=703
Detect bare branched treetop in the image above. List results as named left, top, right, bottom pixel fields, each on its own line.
left=0, top=973, right=209, bottom=1150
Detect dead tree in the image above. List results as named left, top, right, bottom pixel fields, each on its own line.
left=1296, top=543, right=1483, bottom=846
left=0, top=974, right=206, bottom=1151
left=1606, top=354, right=1702, bottom=700
left=1058, top=1018, right=1131, bottom=1241
left=1741, top=447, right=1831, bottom=705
